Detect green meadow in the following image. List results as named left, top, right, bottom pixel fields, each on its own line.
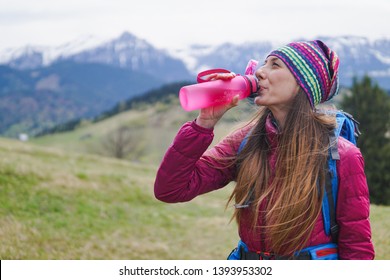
left=1, top=100, right=388, bottom=259
left=0, top=136, right=239, bottom=259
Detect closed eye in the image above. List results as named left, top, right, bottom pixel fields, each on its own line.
left=264, top=57, right=281, bottom=67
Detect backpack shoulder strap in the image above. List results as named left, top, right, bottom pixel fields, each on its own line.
left=323, top=155, right=339, bottom=243
left=238, top=132, right=250, bottom=154
left=322, top=110, right=360, bottom=243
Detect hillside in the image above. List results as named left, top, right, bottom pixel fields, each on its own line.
left=31, top=93, right=257, bottom=164
left=0, top=61, right=163, bottom=137
left=6, top=82, right=388, bottom=259
left=30, top=82, right=350, bottom=164
left=0, top=137, right=388, bottom=259
left=0, top=136, right=237, bottom=259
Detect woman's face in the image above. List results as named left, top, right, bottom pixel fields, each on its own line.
left=254, top=56, right=300, bottom=110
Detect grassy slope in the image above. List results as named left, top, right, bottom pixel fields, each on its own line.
left=2, top=98, right=388, bottom=259
left=30, top=99, right=256, bottom=164
left=0, top=137, right=238, bottom=259
left=1, top=138, right=388, bottom=259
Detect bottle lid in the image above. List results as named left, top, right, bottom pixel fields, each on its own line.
left=244, top=59, right=259, bottom=75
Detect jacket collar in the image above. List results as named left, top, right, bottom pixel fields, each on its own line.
left=266, top=113, right=280, bottom=149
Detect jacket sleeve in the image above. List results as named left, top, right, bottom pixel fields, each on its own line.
left=336, top=139, right=375, bottom=259
left=154, top=120, right=246, bottom=203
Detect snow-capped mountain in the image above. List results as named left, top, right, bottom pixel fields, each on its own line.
left=0, top=35, right=109, bottom=69
left=1, top=32, right=389, bottom=138
left=1, top=32, right=390, bottom=89
left=321, top=36, right=390, bottom=82
left=169, top=36, right=390, bottom=90
left=0, top=32, right=192, bottom=83
left=63, top=32, right=192, bottom=82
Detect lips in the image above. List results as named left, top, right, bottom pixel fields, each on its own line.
left=256, top=85, right=267, bottom=96
left=250, top=83, right=266, bottom=98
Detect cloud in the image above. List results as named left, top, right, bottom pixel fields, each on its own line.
left=0, top=0, right=389, bottom=50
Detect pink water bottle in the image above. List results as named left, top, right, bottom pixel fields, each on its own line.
left=179, top=60, right=259, bottom=111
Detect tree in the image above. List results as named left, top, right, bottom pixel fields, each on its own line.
left=340, top=75, right=390, bottom=205
left=101, top=126, right=135, bottom=159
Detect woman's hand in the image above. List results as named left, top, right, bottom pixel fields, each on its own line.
left=196, top=72, right=239, bottom=129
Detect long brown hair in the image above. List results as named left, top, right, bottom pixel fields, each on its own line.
left=228, top=92, right=336, bottom=255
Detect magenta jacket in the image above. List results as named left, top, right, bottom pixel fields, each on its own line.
left=154, top=117, right=375, bottom=260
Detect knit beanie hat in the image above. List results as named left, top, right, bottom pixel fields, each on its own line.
left=268, top=40, right=340, bottom=107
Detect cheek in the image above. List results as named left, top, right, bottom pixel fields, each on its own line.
left=287, top=82, right=300, bottom=95
left=275, top=79, right=296, bottom=94
left=275, top=73, right=299, bottom=94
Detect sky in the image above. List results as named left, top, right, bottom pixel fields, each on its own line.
left=0, top=0, right=389, bottom=51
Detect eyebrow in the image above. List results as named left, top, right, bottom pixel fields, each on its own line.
left=264, top=57, right=279, bottom=64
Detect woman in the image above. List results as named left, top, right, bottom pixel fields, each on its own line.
left=154, top=40, right=375, bottom=260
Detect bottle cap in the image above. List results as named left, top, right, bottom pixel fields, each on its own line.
left=244, top=59, right=259, bottom=75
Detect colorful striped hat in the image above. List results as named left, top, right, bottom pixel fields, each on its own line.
left=268, top=40, right=340, bottom=107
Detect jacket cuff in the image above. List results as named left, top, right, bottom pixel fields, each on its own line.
left=190, top=119, right=214, bottom=134
left=171, top=120, right=214, bottom=159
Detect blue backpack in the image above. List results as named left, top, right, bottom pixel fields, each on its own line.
left=229, top=110, right=360, bottom=260
left=322, top=111, right=360, bottom=244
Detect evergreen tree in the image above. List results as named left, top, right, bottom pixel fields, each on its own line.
left=340, top=76, right=390, bottom=205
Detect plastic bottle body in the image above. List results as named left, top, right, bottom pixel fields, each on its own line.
left=179, top=75, right=258, bottom=111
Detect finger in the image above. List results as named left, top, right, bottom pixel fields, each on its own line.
left=220, top=72, right=236, bottom=80
left=204, top=73, right=218, bottom=81
left=232, top=94, right=240, bottom=105
left=228, top=95, right=240, bottom=108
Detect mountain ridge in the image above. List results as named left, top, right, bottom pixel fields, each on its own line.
left=2, top=32, right=390, bottom=89
left=0, top=61, right=164, bottom=137
left=1, top=32, right=390, bottom=138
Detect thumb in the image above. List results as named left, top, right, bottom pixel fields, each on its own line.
left=230, top=95, right=240, bottom=107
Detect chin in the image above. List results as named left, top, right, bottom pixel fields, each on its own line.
left=254, top=97, right=264, bottom=106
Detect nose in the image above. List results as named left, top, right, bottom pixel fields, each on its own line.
left=255, top=67, right=266, bottom=80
